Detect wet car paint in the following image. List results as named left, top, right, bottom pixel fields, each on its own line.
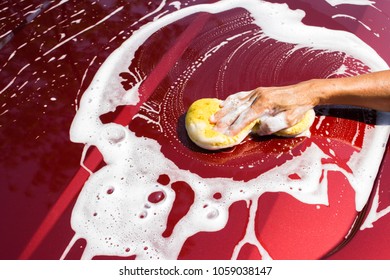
left=0, top=0, right=389, bottom=260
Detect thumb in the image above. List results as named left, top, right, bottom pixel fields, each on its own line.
left=254, top=112, right=289, bottom=136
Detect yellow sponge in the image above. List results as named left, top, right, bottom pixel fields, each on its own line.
left=185, top=98, right=315, bottom=150
left=274, top=109, right=315, bottom=137
left=185, top=98, right=257, bottom=150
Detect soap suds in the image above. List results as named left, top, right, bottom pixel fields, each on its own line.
left=66, top=0, right=389, bottom=260
left=325, top=0, right=376, bottom=7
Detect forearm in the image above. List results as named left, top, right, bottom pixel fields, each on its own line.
left=309, top=70, right=390, bottom=112
left=211, top=70, right=390, bottom=136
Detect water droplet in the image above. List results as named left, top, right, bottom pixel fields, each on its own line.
left=213, top=192, right=222, bottom=200
left=148, top=191, right=165, bottom=203
left=288, top=173, right=301, bottom=180
left=157, top=174, right=170, bottom=185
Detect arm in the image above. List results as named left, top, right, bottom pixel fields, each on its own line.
left=314, top=70, right=390, bottom=111
left=211, top=70, right=390, bottom=136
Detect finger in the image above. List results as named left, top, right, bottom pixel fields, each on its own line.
left=211, top=92, right=251, bottom=124
left=219, top=90, right=252, bottom=108
left=209, top=97, right=238, bottom=124
left=214, top=102, right=252, bottom=133
left=255, top=112, right=289, bottom=136
left=210, top=104, right=232, bottom=124
left=213, top=108, right=243, bottom=133
left=285, top=106, right=312, bottom=127
left=209, top=99, right=223, bottom=124
left=226, top=109, right=259, bottom=136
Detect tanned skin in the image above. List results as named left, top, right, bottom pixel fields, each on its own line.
left=211, top=70, right=390, bottom=136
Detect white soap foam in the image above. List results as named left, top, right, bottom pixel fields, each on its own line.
left=360, top=185, right=390, bottom=230
left=344, top=120, right=389, bottom=211
left=131, top=0, right=167, bottom=27
left=332, top=14, right=373, bottom=32
left=325, top=0, right=376, bottom=7
left=231, top=199, right=271, bottom=260
left=257, top=112, right=289, bottom=135
left=67, top=0, right=389, bottom=260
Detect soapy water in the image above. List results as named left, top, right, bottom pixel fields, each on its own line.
left=325, top=0, right=376, bottom=7
left=65, top=0, right=390, bottom=259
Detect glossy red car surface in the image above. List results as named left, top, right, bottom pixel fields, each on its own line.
left=1, top=0, right=389, bottom=260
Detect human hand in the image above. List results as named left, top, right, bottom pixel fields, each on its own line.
left=210, top=83, right=317, bottom=136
